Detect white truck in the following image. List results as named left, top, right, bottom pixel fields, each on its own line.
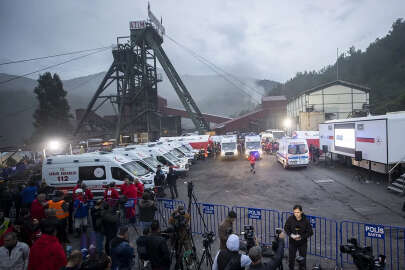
left=220, top=135, right=238, bottom=159
left=244, top=135, right=262, bottom=159
left=319, top=112, right=405, bottom=174
left=276, top=138, right=309, bottom=169
left=42, top=152, right=154, bottom=195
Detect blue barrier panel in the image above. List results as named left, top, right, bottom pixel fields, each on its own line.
left=155, top=199, right=186, bottom=229
left=232, top=206, right=281, bottom=245
left=281, top=212, right=339, bottom=264
left=190, top=202, right=230, bottom=235
left=340, top=221, right=405, bottom=270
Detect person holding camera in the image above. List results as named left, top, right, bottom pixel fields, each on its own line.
left=212, top=234, right=252, bottom=270
left=247, top=232, right=286, bottom=270
left=284, top=205, right=313, bottom=270
left=219, top=210, right=237, bottom=250
left=168, top=205, right=192, bottom=270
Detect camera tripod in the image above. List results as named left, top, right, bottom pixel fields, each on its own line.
left=187, top=181, right=215, bottom=270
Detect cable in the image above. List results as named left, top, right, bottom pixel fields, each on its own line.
left=0, top=45, right=112, bottom=66
left=0, top=71, right=105, bottom=119
left=165, top=34, right=263, bottom=102
left=0, top=47, right=111, bottom=86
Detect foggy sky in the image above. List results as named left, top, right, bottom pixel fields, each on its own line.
left=0, top=0, right=404, bottom=82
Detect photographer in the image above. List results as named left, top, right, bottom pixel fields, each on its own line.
left=168, top=205, right=191, bottom=270
left=212, top=234, right=252, bottom=270
left=247, top=232, right=286, bottom=270
left=219, top=211, right=237, bottom=250
left=284, top=205, right=313, bottom=270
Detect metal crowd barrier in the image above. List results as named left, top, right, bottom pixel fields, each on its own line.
left=232, top=206, right=281, bottom=245
left=340, top=220, right=405, bottom=270
left=189, top=202, right=230, bottom=235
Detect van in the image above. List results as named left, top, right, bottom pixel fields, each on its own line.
left=244, top=135, right=262, bottom=159
left=220, top=135, right=238, bottom=159
left=276, top=138, right=309, bottom=169
left=42, top=152, right=154, bottom=196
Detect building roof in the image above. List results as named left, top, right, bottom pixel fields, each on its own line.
left=291, top=80, right=371, bottom=101
left=262, top=96, right=287, bottom=102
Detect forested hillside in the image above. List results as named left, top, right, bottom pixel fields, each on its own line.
left=266, top=19, right=405, bottom=114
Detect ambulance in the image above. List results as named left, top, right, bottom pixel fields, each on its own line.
left=42, top=152, right=154, bottom=196
left=244, top=135, right=262, bottom=159
left=276, top=138, right=309, bottom=169
left=220, top=135, right=238, bottom=159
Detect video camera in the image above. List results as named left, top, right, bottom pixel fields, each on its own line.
left=240, top=225, right=256, bottom=252
left=340, top=238, right=386, bottom=270
left=172, top=210, right=188, bottom=230
left=202, top=231, right=215, bottom=248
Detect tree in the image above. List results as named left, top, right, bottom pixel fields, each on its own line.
left=32, top=72, right=72, bottom=143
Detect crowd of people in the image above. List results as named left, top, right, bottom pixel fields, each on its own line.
left=0, top=174, right=165, bottom=270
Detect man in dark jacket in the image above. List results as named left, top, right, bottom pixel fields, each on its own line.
left=218, top=210, right=237, bottom=250
left=144, top=220, right=171, bottom=270
left=138, top=192, right=157, bottom=230
left=101, top=203, right=119, bottom=255
left=91, top=200, right=104, bottom=254
left=154, top=165, right=166, bottom=197
left=166, top=167, right=178, bottom=199
left=284, top=205, right=313, bottom=270
left=213, top=234, right=251, bottom=270
left=111, top=226, right=135, bottom=270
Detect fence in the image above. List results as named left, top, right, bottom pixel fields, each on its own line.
left=81, top=198, right=404, bottom=269
left=340, top=221, right=405, bottom=270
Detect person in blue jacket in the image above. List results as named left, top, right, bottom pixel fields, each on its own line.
left=20, top=180, right=37, bottom=209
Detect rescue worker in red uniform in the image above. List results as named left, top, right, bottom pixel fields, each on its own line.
left=123, top=179, right=137, bottom=226
left=104, top=182, right=119, bottom=208
left=248, top=153, right=256, bottom=174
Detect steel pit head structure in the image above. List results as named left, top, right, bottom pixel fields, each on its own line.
left=74, top=5, right=209, bottom=142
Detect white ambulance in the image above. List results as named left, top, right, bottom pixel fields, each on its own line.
left=220, top=135, right=238, bottom=159
left=276, top=138, right=309, bottom=169
left=244, top=135, right=262, bottom=159
left=42, top=152, right=154, bottom=195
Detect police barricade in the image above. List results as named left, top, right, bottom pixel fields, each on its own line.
left=340, top=221, right=405, bottom=270
left=281, top=212, right=339, bottom=264
left=155, top=199, right=186, bottom=229
left=190, top=202, right=231, bottom=235
left=232, top=206, right=281, bottom=245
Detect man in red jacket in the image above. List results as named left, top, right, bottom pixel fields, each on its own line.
left=248, top=153, right=256, bottom=174
left=123, top=179, right=137, bottom=225
left=28, top=218, right=67, bottom=270
left=134, top=179, right=144, bottom=199
left=104, top=182, right=119, bottom=208
left=72, top=179, right=83, bottom=200
left=81, top=183, right=94, bottom=202
left=120, top=178, right=130, bottom=195
left=30, top=193, right=47, bottom=221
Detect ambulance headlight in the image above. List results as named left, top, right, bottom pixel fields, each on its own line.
left=221, top=151, right=225, bottom=156
left=234, top=149, right=238, bottom=155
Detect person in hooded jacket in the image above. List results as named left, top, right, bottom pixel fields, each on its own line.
left=138, top=192, right=157, bottom=230
left=91, top=200, right=105, bottom=254
left=284, top=205, right=313, bottom=270
left=101, top=203, right=119, bottom=256
left=28, top=218, right=67, bottom=270
left=110, top=226, right=134, bottom=270
left=166, top=167, right=178, bottom=199
left=212, top=234, right=251, bottom=270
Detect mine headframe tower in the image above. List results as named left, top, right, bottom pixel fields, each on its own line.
left=74, top=7, right=209, bottom=142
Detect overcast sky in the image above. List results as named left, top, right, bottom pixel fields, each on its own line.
left=0, top=0, right=404, bottom=83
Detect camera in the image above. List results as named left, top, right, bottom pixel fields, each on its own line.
left=241, top=225, right=256, bottom=252
left=172, top=211, right=187, bottom=230
left=202, top=231, right=215, bottom=247
left=340, top=238, right=386, bottom=270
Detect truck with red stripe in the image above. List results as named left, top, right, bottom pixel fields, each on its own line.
left=319, top=112, right=405, bottom=174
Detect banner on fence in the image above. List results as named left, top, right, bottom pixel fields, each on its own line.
left=364, top=224, right=385, bottom=239
left=248, top=208, right=262, bottom=220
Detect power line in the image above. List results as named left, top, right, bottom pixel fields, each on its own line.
left=165, top=34, right=263, bottom=102
left=0, top=47, right=111, bottom=86
left=0, top=70, right=105, bottom=119
left=0, top=45, right=112, bottom=66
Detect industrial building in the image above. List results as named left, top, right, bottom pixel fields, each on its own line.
left=286, top=80, right=370, bottom=130
left=214, top=96, right=288, bottom=134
